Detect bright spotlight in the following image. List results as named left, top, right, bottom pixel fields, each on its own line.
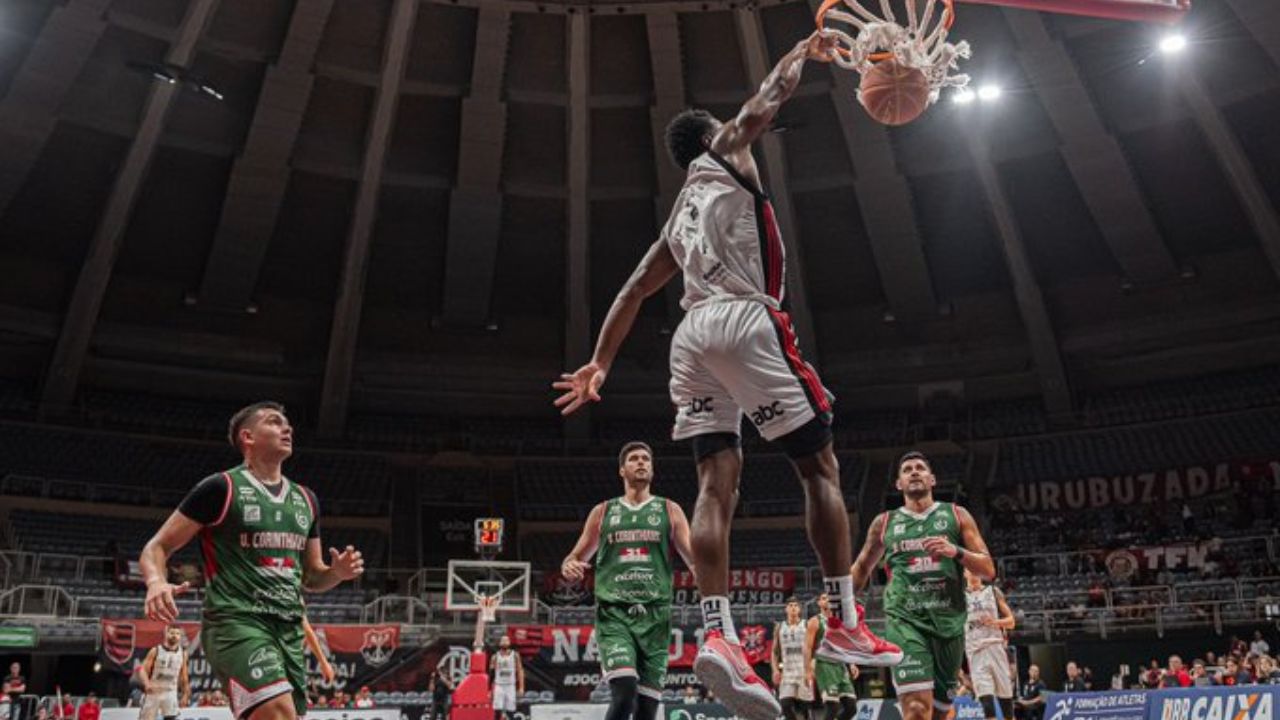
left=953, top=88, right=976, bottom=104
left=1159, top=34, right=1187, bottom=54
left=978, top=84, right=1002, bottom=101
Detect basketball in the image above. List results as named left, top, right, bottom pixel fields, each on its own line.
left=858, top=59, right=931, bottom=126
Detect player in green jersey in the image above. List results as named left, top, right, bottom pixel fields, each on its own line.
left=805, top=594, right=859, bottom=720
left=851, top=451, right=995, bottom=720
left=140, top=402, right=364, bottom=720
left=561, top=442, right=695, bottom=720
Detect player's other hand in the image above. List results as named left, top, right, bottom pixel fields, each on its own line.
left=804, top=30, right=838, bottom=63
left=849, top=664, right=860, bottom=680
left=979, top=617, right=1000, bottom=628
left=561, top=558, right=590, bottom=580
left=144, top=580, right=191, bottom=623
left=329, top=546, right=365, bottom=580
left=552, top=362, right=607, bottom=416
left=922, top=536, right=959, bottom=559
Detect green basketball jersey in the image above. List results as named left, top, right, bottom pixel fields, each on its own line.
left=201, top=467, right=315, bottom=622
left=594, top=496, right=673, bottom=605
left=880, top=502, right=966, bottom=637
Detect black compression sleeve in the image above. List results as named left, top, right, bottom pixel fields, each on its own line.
left=177, top=474, right=230, bottom=525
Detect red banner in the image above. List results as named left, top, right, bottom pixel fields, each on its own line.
left=672, top=568, right=796, bottom=605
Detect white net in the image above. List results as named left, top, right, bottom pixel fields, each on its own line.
left=818, top=0, right=971, bottom=104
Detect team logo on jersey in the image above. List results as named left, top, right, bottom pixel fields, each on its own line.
left=361, top=627, right=396, bottom=667
left=934, top=518, right=947, bottom=531
left=893, top=523, right=906, bottom=536
left=244, top=505, right=261, bottom=523
left=619, top=547, right=650, bottom=563
left=295, top=512, right=309, bottom=529
left=647, top=514, right=661, bottom=526
left=103, top=621, right=136, bottom=667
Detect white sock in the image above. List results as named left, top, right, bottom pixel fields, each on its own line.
left=824, top=576, right=858, bottom=627
left=700, top=595, right=739, bottom=642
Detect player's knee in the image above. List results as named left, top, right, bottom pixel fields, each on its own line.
left=635, top=689, right=661, bottom=720
left=778, top=415, right=833, bottom=460
left=900, top=694, right=933, bottom=720
left=604, top=676, right=639, bottom=720
left=246, top=693, right=297, bottom=720
left=980, top=695, right=997, bottom=720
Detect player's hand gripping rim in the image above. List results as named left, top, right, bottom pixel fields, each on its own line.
left=552, top=362, right=607, bottom=416
left=144, top=579, right=191, bottom=623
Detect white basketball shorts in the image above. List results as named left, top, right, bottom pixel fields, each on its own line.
left=778, top=677, right=815, bottom=702
left=139, top=690, right=179, bottom=720
left=968, top=644, right=1013, bottom=699
left=670, top=299, right=832, bottom=442
left=492, top=684, right=518, bottom=712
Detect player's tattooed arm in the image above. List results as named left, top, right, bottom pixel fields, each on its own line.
left=561, top=502, right=606, bottom=579
left=710, top=30, right=836, bottom=158
left=993, top=587, right=1016, bottom=631
left=850, top=512, right=888, bottom=590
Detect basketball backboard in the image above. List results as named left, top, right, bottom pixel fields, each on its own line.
left=444, top=559, right=532, bottom=613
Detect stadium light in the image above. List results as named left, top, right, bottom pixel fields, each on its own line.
left=953, top=88, right=976, bottom=104
left=978, top=84, right=1002, bottom=102
left=1159, top=34, right=1187, bottom=54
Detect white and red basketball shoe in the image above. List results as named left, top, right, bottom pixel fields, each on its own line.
left=815, top=604, right=904, bottom=666
left=693, top=630, right=781, bottom=720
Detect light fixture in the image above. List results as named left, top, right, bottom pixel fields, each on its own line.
left=1159, top=34, right=1187, bottom=54
left=953, top=88, right=976, bottom=104
left=977, top=84, right=1002, bottom=101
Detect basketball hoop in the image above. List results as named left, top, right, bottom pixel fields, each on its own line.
left=817, top=0, right=971, bottom=106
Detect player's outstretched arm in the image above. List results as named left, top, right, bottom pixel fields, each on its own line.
left=141, top=512, right=202, bottom=622
left=710, top=30, right=835, bottom=160
left=850, top=512, right=887, bottom=590
left=303, top=541, right=365, bottom=593
left=922, top=506, right=995, bottom=580
left=561, top=502, right=606, bottom=580
left=553, top=239, right=678, bottom=416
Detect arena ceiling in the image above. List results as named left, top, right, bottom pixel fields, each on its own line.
left=0, top=0, right=1277, bottom=435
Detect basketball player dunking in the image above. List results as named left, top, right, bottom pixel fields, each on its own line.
left=553, top=27, right=900, bottom=720
left=490, top=636, right=524, bottom=720
left=138, top=625, right=191, bottom=720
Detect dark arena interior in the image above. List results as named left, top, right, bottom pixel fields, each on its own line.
left=0, top=0, right=1278, bottom=720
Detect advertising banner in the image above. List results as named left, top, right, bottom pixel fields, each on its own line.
left=100, top=620, right=404, bottom=694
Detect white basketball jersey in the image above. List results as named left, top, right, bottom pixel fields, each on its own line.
left=662, top=152, right=786, bottom=311
left=965, top=586, right=1005, bottom=654
left=778, top=620, right=807, bottom=681
left=494, top=651, right=517, bottom=687
left=150, top=646, right=184, bottom=692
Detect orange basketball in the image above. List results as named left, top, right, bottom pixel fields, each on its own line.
left=858, top=59, right=931, bottom=126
